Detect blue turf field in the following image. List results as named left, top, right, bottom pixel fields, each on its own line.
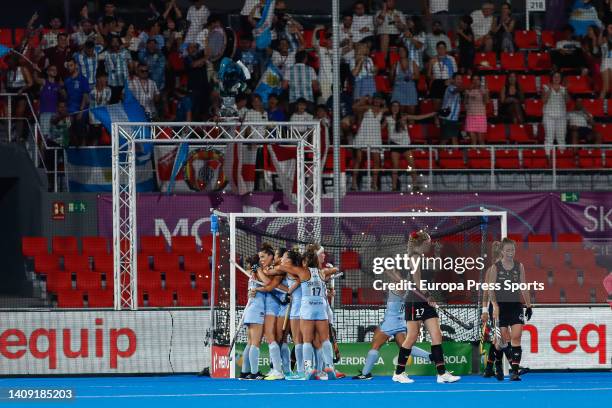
left=1, top=372, right=611, bottom=408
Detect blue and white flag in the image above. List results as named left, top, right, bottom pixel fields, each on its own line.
left=255, top=63, right=283, bottom=107
left=253, top=0, right=275, bottom=49
left=65, top=147, right=155, bottom=192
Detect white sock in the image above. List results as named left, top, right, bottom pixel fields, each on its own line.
left=281, top=342, right=290, bottom=373
left=322, top=340, right=334, bottom=368
left=302, top=342, right=314, bottom=371
left=315, top=347, right=323, bottom=371
left=295, top=343, right=304, bottom=373
left=362, top=349, right=379, bottom=375
left=249, top=346, right=260, bottom=374
left=269, top=341, right=283, bottom=373
left=241, top=345, right=251, bottom=373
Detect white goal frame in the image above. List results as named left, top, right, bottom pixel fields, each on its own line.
left=224, top=210, right=508, bottom=377
left=111, top=121, right=322, bottom=310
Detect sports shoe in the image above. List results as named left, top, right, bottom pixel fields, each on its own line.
left=317, top=370, right=328, bottom=380
left=483, top=365, right=495, bottom=378
left=510, top=372, right=521, bottom=381
left=335, top=369, right=346, bottom=379
left=264, top=369, right=285, bottom=380
left=323, top=367, right=337, bottom=380
left=352, top=372, right=373, bottom=380
left=246, top=372, right=265, bottom=380
left=238, top=372, right=250, bottom=380
left=437, top=371, right=461, bottom=383
left=306, top=369, right=318, bottom=380
left=286, top=372, right=306, bottom=381
left=495, top=364, right=504, bottom=381
left=392, top=372, right=414, bottom=383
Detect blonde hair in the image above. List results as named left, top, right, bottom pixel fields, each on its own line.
left=408, top=230, right=431, bottom=252
left=303, top=243, right=321, bottom=268
left=501, top=237, right=516, bottom=248
left=491, top=241, right=502, bottom=261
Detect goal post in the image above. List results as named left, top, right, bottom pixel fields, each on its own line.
left=216, top=211, right=507, bottom=378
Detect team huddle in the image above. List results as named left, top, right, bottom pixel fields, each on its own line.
left=237, top=232, right=531, bottom=382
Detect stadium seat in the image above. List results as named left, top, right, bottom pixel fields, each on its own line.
left=540, top=31, right=556, bottom=48
left=64, top=254, right=91, bottom=272
left=527, top=52, right=552, bottom=71
left=52, top=236, right=78, bottom=256
left=517, top=75, right=537, bottom=94
left=528, top=234, right=553, bottom=244
left=146, top=289, right=175, bottom=307
left=565, top=76, right=593, bottom=95
left=467, top=148, right=492, bottom=169
left=141, top=236, right=167, bottom=254
left=411, top=149, right=433, bottom=169
left=417, top=75, right=428, bottom=93
left=193, top=273, right=212, bottom=291
left=200, top=234, right=220, bottom=255
left=341, top=287, right=353, bottom=305
left=495, top=149, right=520, bottom=169
left=557, top=233, right=583, bottom=243
left=76, top=271, right=103, bottom=291
left=375, top=75, right=392, bottom=93
left=507, top=234, right=524, bottom=243
left=474, top=52, right=497, bottom=70
left=57, top=290, right=84, bottom=308
left=535, top=284, right=561, bottom=303
left=514, top=30, right=538, bottom=49
left=183, top=253, right=211, bottom=275
left=407, top=124, right=426, bottom=144
left=594, top=123, right=612, bottom=143
left=426, top=123, right=441, bottom=144
left=389, top=49, right=400, bottom=67
left=581, top=99, right=605, bottom=118
left=419, top=98, right=435, bottom=114
left=46, top=273, right=73, bottom=292
left=171, top=236, right=198, bottom=254
left=485, top=75, right=506, bottom=94
left=153, top=254, right=180, bottom=271
left=164, top=270, right=192, bottom=290
left=138, top=272, right=163, bottom=291
left=176, top=288, right=204, bottom=307
left=555, top=148, right=577, bottom=169
left=438, top=149, right=466, bottom=169
left=82, top=237, right=108, bottom=255
left=486, top=124, right=507, bottom=143
left=524, top=98, right=543, bottom=118
left=356, top=288, right=385, bottom=305
left=35, top=254, right=61, bottom=274
left=509, top=124, right=535, bottom=143
left=22, top=237, right=48, bottom=257
left=340, top=250, right=360, bottom=270
left=94, top=254, right=113, bottom=273
left=563, top=286, right=593, bottom=303
left=500, top=52, right=525, bottom=71
left=522, top=148, right=549, bottom=169
left=372, top=51, right=386, bottom=71
left=578, top=148, right=604, bottom=169
left=86, top=289, right=114, bottom=308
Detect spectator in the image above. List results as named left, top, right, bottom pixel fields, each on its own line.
left=351, top=94, right=386, bottom=191
left=401, top=16, right=426, bottom=69
left=243, top=93, right=269, bottom=136
left=456, top=15, right=475, bottom=74
left=234, top=33, right=259, bottom=83
left=34, top=65, right=62, bottom=142
left=173, top=86, right=193, bottom=122
left=340, top=13, right=354, bottom=45
left=569, top=0, right=603, bottom=37
left=49, top=101, right=72, bottom=147
left=600, top=24, right=612, bottom=98
left=439, top=73, right=463, bottom=146
left=425, top=20, right=451, bottom=59
left=492, top=2, right=516, bottom=53
left=99, top=2, right=118, bottom=23
left=552, top=25, right=585, bottom=70
left=464, top=74, right=489, bottom=145
left=123, top=24, right=141, bottom=59
left=267, top=94, right=286, bottom=121
left=235, top=93, right=249, bottom=119
left=582, top=25, right=601, bottom=74
left=424, top=0, right=450, bottom=32
left=104, top=35, right=132, bottom=103
left=314, top=28, right=333, bottom=104
left=64, top=58, right=90, bottom=116
left=271, top=38, right=295, bottom=78
left=41, top=17, right=63, bottom=50
left=470, top=1, right=496, bottom=43
left=5, top=55, right=33, bottom=95
left=185, top=0, right=210, bottom=47
left=386, top=101, right=437, bottom=191
left=240, top=0, right=260, bottom=32
left=568, top=98, right=602, bottom=144
left=184, top=43, right=211, bottom=120
left=479, top=34, right=496, bottom=53
left=427, top=41, right=457, bottom=112
left=285, top=50, right=319, bottom=109
left=351, top=1, right=375, bottom=45
left=163, top=16, right=184, bottom=52
left=350, top=43, right=376, bottom=101
left=139, top=20, right=165, bottom=51
left=74, top=40, right=103, bottom=88
left=129, top=63, right=160, bottom=119
left=160, top=0, right=183, bottom=23
left=45, top=32, right=72, bottom=79
left=375, top=0, right=406, bottom=58
left=139, top=39, right=167, bottom=91
left=71, top=19, right=96, bottom=48
left=89, top=72, right=112, bottom=145
left=500, top=72, right=525, bottom=124
left=290, top=98, right=314, bottom=133
left=542, top=71, right=569, bottom=154
left=272, top=1, right=304, bottom=52
left=390, top=46, right=419, bottom=114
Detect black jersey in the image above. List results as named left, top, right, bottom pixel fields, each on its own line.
left=494, top=260, right=522, bottom=303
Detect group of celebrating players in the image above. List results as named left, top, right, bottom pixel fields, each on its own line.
left=238, top=231, right=532, bottom=383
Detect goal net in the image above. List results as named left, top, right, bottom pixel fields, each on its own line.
left=211, top=211, right=507, bottom=376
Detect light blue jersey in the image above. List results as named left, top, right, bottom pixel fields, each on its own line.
left=379, top=289, right=407, bottom=337
left=299, top=268, right=328, bottom=321
left=243, top=278, right=266, bottom=325
left=288, top=274, right=302, bottom=320
left=276, top=275, right=290, bottom=318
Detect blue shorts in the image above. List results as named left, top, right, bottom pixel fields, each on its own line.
left=265, top=293, right=281, bottom=316
left=380, top=316, right=406, bottom=337
left=276, top=302, right=288, bottom=318
left=300, top=297, right=328, bottom=321
left=290, top=295, right=302, bottom=320
left=244, top=296, right=265, bottom=325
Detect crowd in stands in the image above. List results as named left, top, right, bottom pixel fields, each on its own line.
left=2, top=0, right=612, bottom=190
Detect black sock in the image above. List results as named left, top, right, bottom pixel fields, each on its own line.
left=503, top=342, right=512, bottom=364
left=494, top=348, right=504, bottom=364
left=395, top=347, right=411, bottom=375
left=511, top=345, right=522, bottom=374
left=431, top=344, right=446, bottom=375
left=486, top=345, right=496, bottom=367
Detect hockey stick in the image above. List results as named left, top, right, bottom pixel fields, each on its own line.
left=227, top=298, right=251, bottom=361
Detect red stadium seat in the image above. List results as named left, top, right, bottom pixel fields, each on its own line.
left=46, top=273, right=73, bottom=292
left=76, top=271, right=103, bottom=291
left=340, top=250, right=360, bottom=270
left=372, top=51, right=387, bottom=71
left=164, top=270, right=192, bottom=290
left=467, top=148, right=492, bottom=169
left=555, top=148, right=577, bottom=169
left=171, top=236, right=198, bottom=254
left=52, top=236, right=78, bottom=256
left=412, top=149, right=433, bottom=169
left=580, top=99, right=605, bottom=118
left=183, top=253, right=211, bottom=275
left=500, top=52, right=525, bottom=71
left=474, top=52, right=497, bottom=70
left=514, top=30, right=538, bottom=49
left=407, top=124, right=426, bottom=144
left=64, top=254, right=90, bottom=272
left=594, top=123, right=612, bottom=143
left=0, top=28, right=12, bottom=46
left=426, top=123, right=441, bottom=144
left=438, top=149, right=466, bottom=169
left=200, top=234, right=220, bottom=255
left=540, top=31, right=556, bottom=48
left=495, top=149, right=520, bottom=169
left=138, top=271, right=163, bottom=291
left=486, top=124, right=507, bottom=143
left=527, top=52, right=552, bottom=71
left=57, top=290, right=84, bottom=308
left=35, top=254, right=61, bottom=274
left=535, top=284, right=561, bottom=303
left=509, top=124, right=535, bottom=143
left=341, top=288, right=353, bottom=305
left=193, top=273, right=212, bottom=291
left=94, top=254, right=113, bottom=273
left=557, top=233, right=582, bottom=243
left=565, top=76, right=592, bottom=95
left=22, top=237, right=48, bottom=257
left=523, top=148, right=549, bottom=169
left=375, top=75, right=392, bottom=93
left=389, top=50, right=400, bottom=67
left=417, top=75, right=428, bottom=93
left=507, top=233, right=524, bottom=243
left=146, top=289, right=174, bottom=307
left=524, top=98, right=543, bottom=118
left=357, top=288, right=385, bottom=305
left=87, top=289, right=114, bottom=308
left=485, top=75, right=506, bottom=94
left=176, top=288, right=204, bottom=307
left=563, top=286, right=593, bottom=303
left=419, top=99, right=435, bottom=114
left=605, top=150, right=612, bottom=168
left=578, top=148, right=604, bottom=169
left=81, top=237, right=108, bottom=255
left=153, top=253, right=180, bottom=271
left=517, top=75, right=537, bottom=94
left=141, top=236, right=167, bottom=254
